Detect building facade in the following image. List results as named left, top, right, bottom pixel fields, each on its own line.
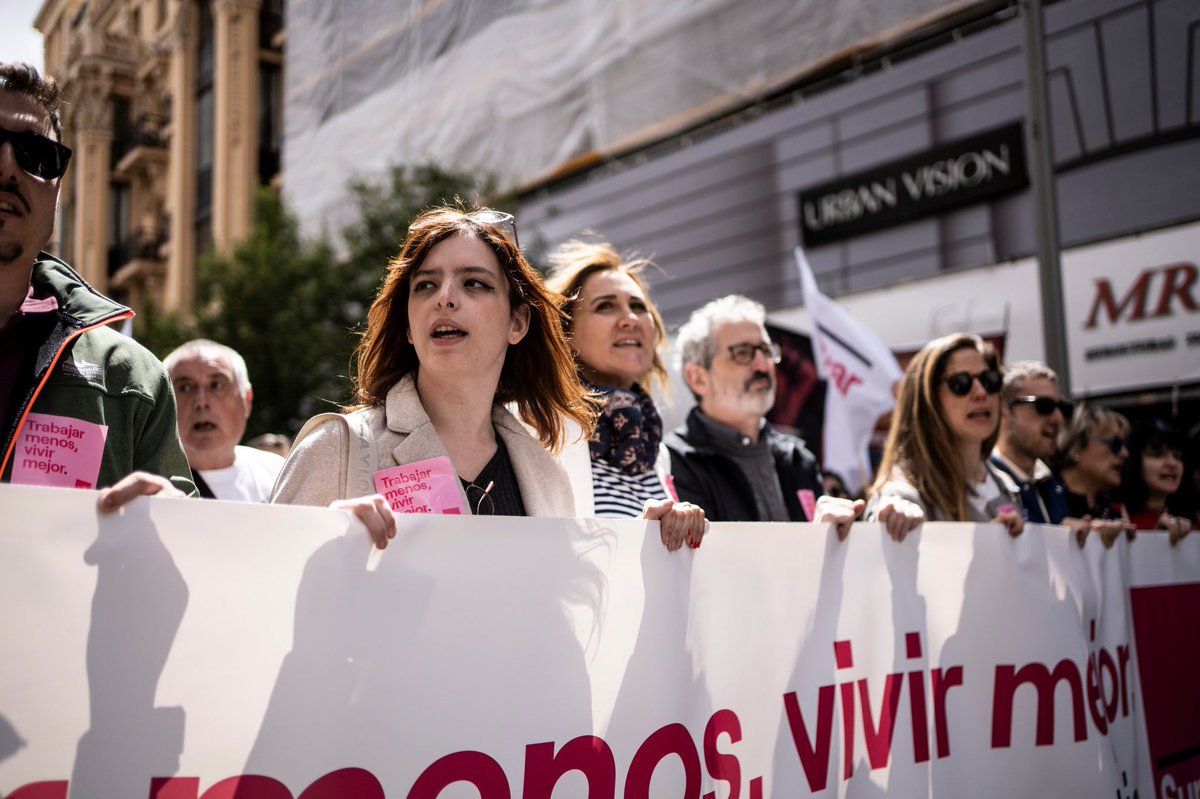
left=279, top=0, right=949, bottom=250
left=517, top=0, right=1200, bottom=422
left=34, top=0, right=283, bottom=313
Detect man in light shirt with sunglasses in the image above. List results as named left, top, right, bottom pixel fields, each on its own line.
left=0, top=63, right=193, bottom=507
left=666, top=295, right=922, bottom=538
left=990, top=361, right=1072, bottom=524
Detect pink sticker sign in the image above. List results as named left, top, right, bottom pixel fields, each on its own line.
left=797, top=489, right=817, bottom=522
left=11, top=413, right=108, bottom=489
left=373, top=455, right=466, bottom=515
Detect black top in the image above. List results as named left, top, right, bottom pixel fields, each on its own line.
left=664, top=407, right=823, bottom=522
left=460, top=436, right=526, bottom=516
left=1063, top=487, right=1123, bottom=520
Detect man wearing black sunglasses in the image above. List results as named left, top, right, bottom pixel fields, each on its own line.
left=989, top=361, right=1071, bottom=524
left=0, top=63, right=193, bottom=508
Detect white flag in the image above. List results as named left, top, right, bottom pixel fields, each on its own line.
left=795, top=247, right=903, bottom=495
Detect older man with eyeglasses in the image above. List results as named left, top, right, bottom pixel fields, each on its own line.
left=0, top=63, right=193, bottom=508
left=665, top=295, right=922, bottom=538
left=990, top=360, right=1073, bottom=524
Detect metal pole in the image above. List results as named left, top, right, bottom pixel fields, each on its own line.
left=1021, top=0, right=1071, bottom=393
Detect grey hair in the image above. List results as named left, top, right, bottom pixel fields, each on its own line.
left=163, top=339, right=252, bottom=398
left=674, top=294, right=768, bottom=372
left=1001, top=360, right=1059, bottom=405
left=1053, top=402, right=1130, bottom=471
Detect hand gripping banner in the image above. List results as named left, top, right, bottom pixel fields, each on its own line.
left=0, top=484, right=1197, bottom=798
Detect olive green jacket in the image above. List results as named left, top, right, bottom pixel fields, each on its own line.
left=0, top=253, right=195, bottom=494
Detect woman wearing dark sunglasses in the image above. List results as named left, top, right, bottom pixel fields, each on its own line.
left=545, top=239, right=706, bottom=550
left=273, top=206, right=596, bottom=545
left=867, top=333, right=1023, bottom=538
left=1118, top=420, right=1193, bottom=543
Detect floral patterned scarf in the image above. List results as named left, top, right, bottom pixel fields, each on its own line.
left=586, top=381, right=663, bottom=475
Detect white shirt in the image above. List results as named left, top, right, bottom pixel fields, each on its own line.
left=197, top=445, right=286, bottom=503
left=968, top=466, right=1018, bottom=521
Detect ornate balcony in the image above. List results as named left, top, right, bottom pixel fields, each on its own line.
left=112, top=114, right=168, bottom=179
left=108, top=225, right=166, bottom=283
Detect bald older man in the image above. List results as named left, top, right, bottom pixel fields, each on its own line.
left=165, top=340, right=284, bottom=502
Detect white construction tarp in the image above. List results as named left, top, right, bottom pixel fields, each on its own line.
left=283, top=0, right=956, bottom=241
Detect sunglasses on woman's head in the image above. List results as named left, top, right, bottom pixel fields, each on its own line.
left=408, top=210, right=519, bottom=248
left=1088, top=435, right=1127, bottom=456
left=468, top=210, right=518, bottom=248
left=942, top=369, right=1003, bottom=396
left=0, top=127, right=72, bottom=180
left=1009, top=395, right=1073, bottom=418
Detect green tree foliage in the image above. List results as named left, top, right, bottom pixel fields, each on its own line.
left=139, top=164, right=504, bottom=440
left=191, top=188, right=362, bottom=438
left=340, top=163, right=508, bottom=282
left=135, top=298, right=192, bottom=361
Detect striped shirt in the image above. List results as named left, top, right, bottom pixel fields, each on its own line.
left=591, top=458, right=669, bottom=518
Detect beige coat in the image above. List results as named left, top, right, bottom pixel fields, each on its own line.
left=271, top=374, right=575, bottom=517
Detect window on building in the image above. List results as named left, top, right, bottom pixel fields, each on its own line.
left=196, top=0, right=214, bottom=87
left=111, top=95, right=133, bottom=166
left=108, top=182, right=132, bottom=276
left=260, top=0, right=284, bottom=50
left=195, top=0, right=214, bottom=261
left=195, top=90, right=212, bottom=214
left=258, top=63, right=282, bottom=184
left=59, top=200, right=72, bottom=262
left=195, top=216, right=212, bottom=262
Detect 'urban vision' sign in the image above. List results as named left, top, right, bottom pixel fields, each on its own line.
left=797, top=123, right=1028, bottom=247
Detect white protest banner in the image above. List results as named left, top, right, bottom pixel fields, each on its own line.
left=794, top=247, right=904, bottom=494
left=1, top=483, right=1197, bottom=798
left=1124, top=529, right=1200, bottom=796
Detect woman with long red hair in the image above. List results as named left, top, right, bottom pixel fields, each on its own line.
left=273, top=206, right=595, bottom=545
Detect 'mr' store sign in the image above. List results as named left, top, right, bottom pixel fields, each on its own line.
left=797, top=123, right=1029, bottom=247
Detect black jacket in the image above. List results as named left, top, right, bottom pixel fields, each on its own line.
left=664, top=408, right=823, bottom=522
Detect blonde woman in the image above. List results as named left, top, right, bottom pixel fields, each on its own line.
left=546, top=239, right=705, bottom=550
